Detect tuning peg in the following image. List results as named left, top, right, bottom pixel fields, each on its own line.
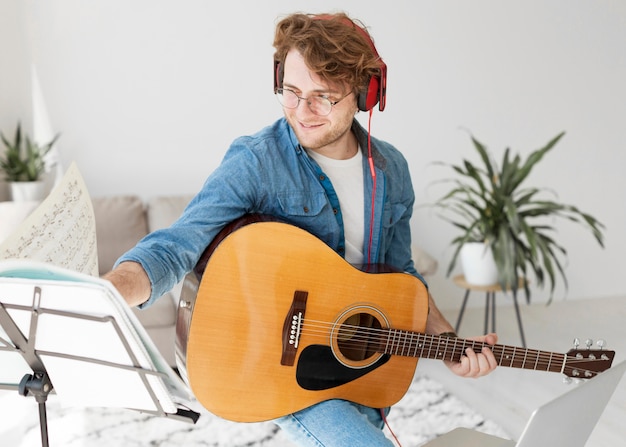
left=597, top=339, right=606, bottom=350
left=585, top=339, right=593, bottom=349
left=573, top=338, right=580, bottom=349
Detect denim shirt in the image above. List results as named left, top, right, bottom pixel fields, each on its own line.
left=117, top=117, right=424, bottom=306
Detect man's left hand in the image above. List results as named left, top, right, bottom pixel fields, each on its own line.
left=444, top=333, right=498, bottom=378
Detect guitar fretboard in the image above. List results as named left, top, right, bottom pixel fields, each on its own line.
left=382, top=329, right=567, bottom=373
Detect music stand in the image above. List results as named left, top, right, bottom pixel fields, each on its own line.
left=0, top=260, right=200, bottom=447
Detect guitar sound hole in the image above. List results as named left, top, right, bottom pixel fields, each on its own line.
left=337, top=313, right=382, bottom=361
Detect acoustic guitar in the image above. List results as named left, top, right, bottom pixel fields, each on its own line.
left=175, top=215, right=615, bottom=422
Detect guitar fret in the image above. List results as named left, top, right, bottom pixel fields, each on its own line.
left=434, top=335, right=441, bottom=360
left=445, top=338, right=453, bottom=362
left=451, top=337, right=464, bottom=363
left=434, top=335, right=442, bottom=359
left=391, top=329, right=398, bottom=355
left=548, top=353, right=552, bottom=371
left=397, top=330, right=405, bottom=356
left=409, top=334, right=416, bottom=357
left=429, top=335, right=436, bottom=359
left=439, top=337, right=447, bottom=360
left=553, top=353, right=565, bottom=373
left=416, top=333, right=422, bottom=357
left=417, top=334, right=425, bottom=358
left=525, top=349, right=534, bottom=370
left=388, top=329, right=396, bottom=354
left=556, top=353, right=564, bottom=372
left=456, top=339, right=465, bottom=362
left=402, top=330, right=410, bottom=356
left=457, top=338, right=466, bottom=362
left=499, top=346, right=513, bottom=367
left=532, top=350, right=540, bottom=370
left=451, top=338, right=461, bottom=362
left=383, top=329, right=391, bottom=353
left=533, top=350, right=540, bottom=370
left=426, top=335, right=433, bottom=359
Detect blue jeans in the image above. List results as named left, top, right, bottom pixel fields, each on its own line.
left=275, top=400, right=394, bottom=446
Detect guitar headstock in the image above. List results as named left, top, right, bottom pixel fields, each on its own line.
left=563, top=338, right=615, bottom=379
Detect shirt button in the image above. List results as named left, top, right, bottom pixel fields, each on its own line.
left=303, top=206, right=309, bottom=213
left=333, top=208, right=338, bottom=215
left=319, top=175, right=326, bottom=181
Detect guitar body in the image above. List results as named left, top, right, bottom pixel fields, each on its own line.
left=176, top=217, right=429, bottom=422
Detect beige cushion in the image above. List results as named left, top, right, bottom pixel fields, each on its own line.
left=413, top=245, right=438, bottom=277
left=146, top=195, right=194, bottom=231
left=145, top=195, right=194, bottom=310
left=92, top=196, right=148, bottom=275
left=132, top=293, right=176, bottom=326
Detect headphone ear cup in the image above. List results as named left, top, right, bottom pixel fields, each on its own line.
left=358, top=76, right=380, bottom=112
left=274, top=60, right=283, bottom=91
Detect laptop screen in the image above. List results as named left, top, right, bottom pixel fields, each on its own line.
left=516, top=360, right=626, bottom=447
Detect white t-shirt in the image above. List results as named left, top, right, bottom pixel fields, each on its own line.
left=307, top=148, right=365, bottom=264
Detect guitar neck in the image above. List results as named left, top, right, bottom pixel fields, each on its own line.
left=383, top=330, right=566, bottom=373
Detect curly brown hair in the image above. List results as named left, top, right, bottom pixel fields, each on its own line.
left=273, top=12, right=383, bottom=95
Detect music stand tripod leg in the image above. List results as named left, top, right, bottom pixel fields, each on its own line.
left=2, top=292, right=53, bottom=447
left=18, top=372, right=53, bottom=447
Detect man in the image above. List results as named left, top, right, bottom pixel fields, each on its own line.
left=104, top=12, right=497, bottom=446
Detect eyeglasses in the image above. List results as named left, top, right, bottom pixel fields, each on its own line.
left=275, top=88, right=352, bottom=116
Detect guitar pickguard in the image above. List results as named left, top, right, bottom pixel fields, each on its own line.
left=296, top=345, right=390, bottom=391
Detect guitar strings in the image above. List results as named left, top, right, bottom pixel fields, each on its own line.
left=294, top=317, right=608, bottom=376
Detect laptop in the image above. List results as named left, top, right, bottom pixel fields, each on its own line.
left=422, top=360, right=626, bottom=447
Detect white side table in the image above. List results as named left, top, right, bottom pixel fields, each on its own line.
left=0, top=201, right=40, bottom=243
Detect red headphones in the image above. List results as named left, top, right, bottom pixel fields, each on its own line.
left=273, top=15, right=387, bottom=112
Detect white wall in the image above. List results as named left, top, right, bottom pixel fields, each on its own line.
left=2, top=0, right=625, bottom=310
left=0, top=0, right=32, bottom=199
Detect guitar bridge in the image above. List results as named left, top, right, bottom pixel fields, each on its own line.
left=281, top=290, right=308, bottom=366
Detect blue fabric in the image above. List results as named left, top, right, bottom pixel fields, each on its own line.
left=275, top=400, right=394, bottom=446
left=115, top=117, right=425, bottom=307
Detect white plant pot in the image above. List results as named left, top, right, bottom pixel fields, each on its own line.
left=460, top=242, right=499, bottom=286
left=10, top=181, right=47, bottom=202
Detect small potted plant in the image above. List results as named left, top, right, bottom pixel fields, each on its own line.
left=431, top=131, right=605, bottom=303
left=1, top=122, right=59, bottom=201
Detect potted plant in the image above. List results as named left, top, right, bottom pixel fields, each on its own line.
left=1, top=122, right=59, bottom=201
left=431, top=131, right=605, bottom=303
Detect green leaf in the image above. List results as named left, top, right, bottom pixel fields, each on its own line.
left=0, top=123, right=59, bottom=182
left=428, top=130, right=605, bottom=304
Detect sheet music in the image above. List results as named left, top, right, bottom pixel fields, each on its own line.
left=0, top=162, right=98, bottom=276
